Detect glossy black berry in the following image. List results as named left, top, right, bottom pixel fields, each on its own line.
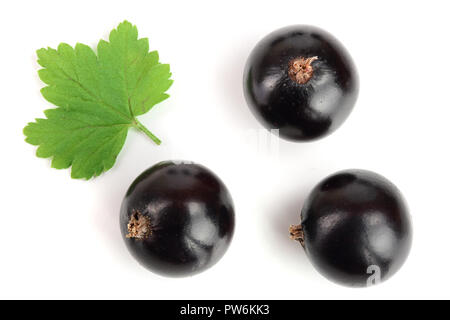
left=289, top=170, right=412, bottom=287
left=244, top=25, right=359, bottom=141
left=120, top=161, right=235, bottom=277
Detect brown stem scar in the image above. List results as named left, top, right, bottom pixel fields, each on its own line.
left=289, top=224, right=305, bottom=247
left=126, top=210, right=152, bottom=240
left=288, top=56, right=318, bottom=84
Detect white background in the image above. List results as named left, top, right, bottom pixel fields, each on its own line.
left=1, top=0, right=449, bottom=299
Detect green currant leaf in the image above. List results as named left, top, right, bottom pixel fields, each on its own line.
left=23, top=21, right=173, bottom=179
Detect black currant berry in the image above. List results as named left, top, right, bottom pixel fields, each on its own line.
left=244, top=25, right=359, bottom=141
left=289, top=170, right=412, bottom=287
left=120, top=161, right=235, bottom=277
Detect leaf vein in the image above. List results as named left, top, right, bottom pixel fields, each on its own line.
left=50, top=61, right=131, bottom=121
